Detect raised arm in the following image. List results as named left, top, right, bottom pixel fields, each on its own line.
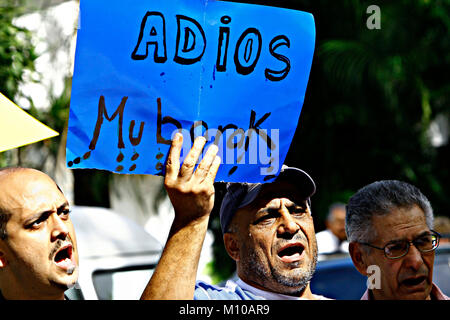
left=140, top=133, right=220, bottom=300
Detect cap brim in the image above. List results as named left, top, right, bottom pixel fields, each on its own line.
left=220, top=166, right=316, bottom=233
left=238, top=166, right=315, bottom=209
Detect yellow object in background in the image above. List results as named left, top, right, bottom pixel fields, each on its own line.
left=0, top=92, right=59, bottom=152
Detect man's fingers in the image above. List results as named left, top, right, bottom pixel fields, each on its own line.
left=179, top=136, right=206, bottom=179
left=204, top=155, right=221, bottom=184
left=166, top=133, right=221, bottom=186
left=165, top=132, right=183, bottom=182
left=194, top=143, right=219, bottom=182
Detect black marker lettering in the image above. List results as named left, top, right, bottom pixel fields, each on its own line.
left=174, top=15, right=206, bottom=65
left=129, top=120, right=145, bottom=146
left=214, top=124, right=238, bottom=146
left=265, top=35, right=291, bottom=81
left=89, top=95, right=128, bottom=151
left=131, top=12, right=167, bottom=63
left=216, top=16, right=231, bottom=72
left=245, top=110, right=274, bottom=151
left=156, top=97, right=182, bottom=145
left=226, top=128, right=246, bottom=149
left=190, top=120, right=208, bottom=143
left=234, top=28, right=262, bottom=75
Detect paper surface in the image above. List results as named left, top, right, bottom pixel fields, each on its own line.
left=0, top=92, right=59, bottom=152
left=67, top=0, right=315, bottom=182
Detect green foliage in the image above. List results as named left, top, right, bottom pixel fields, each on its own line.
left=0, top=0, right=37, bottom=100
left=303, top=0, right=450, bottom=225
left=0, top=0, right=38, bottom=167
left=28, top=76, right=72, bottom=158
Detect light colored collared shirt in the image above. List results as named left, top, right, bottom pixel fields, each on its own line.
left=360, top=283, right=450, bottom=300
left=235, top=278, right=332, bottom=300
left=194, top=278, right=332, bottom=300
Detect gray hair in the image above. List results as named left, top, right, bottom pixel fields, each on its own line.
left=345, top=180, right=434, bottom=243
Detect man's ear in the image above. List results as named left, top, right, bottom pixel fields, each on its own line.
left=349, top=242, right=368, bottom=276
left=223, top=233, right=240, bottom=262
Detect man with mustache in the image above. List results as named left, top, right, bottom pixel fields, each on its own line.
left=0, top=167, right=78, bottom=300
left=346, top=180, right=449, bottom=300
left=141, top=133, right=328, bottom=300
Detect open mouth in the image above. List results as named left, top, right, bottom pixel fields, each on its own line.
left=277, top=243, right=305, bottom=263
left=55, top=245, right=72, bottom=262
left=401, top=276, right=427, bottom=288
left=53, top=244, right=75, bottom=273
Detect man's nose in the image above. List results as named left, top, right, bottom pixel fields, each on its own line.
left=403, top=243, right=425, bottom=271
left=50, top=213, right=69, bottom=241
left=277, top=207, right=299, bottom=236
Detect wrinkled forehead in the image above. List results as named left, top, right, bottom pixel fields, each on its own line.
left=371, top=205, right=430, bottom=242
left=0, top=169, right=66, bottom=217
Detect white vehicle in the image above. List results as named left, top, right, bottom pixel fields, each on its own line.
left=65, top=206, right=162, bottom=300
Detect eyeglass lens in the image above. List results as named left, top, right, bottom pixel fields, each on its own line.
left=384, top=233, right=438, bottom=258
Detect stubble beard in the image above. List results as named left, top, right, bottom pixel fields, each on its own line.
left=242, top=241, right=318, bottom=296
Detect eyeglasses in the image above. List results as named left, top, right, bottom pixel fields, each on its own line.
left=358, top=230, right=441, bottom=259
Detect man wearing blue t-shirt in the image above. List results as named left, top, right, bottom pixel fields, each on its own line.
left=141, top=133, right=329, bottom=300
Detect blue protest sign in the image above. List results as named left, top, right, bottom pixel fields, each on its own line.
left=67, top=0, right=315, bottom=182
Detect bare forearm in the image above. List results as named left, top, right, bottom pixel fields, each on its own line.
left=141, top=134, right=220, bottom=300
left=140, top=215, right=209, bottom=300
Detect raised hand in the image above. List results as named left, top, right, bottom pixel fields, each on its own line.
left=164, top=132, right=221, bottom=225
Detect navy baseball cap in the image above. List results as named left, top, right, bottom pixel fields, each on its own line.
left=219, top=165, right=316, bottom=233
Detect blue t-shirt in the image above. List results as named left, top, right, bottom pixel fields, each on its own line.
left=194, top=279, right=332, bottom=300
left=194, top=280, right=264, bottom=300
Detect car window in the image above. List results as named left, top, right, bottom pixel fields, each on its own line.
left=433, top=249, right=450, bottom=296
left=93, top=265, right=156, bottom=300
left=65, top=286, right=85, bottom=300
